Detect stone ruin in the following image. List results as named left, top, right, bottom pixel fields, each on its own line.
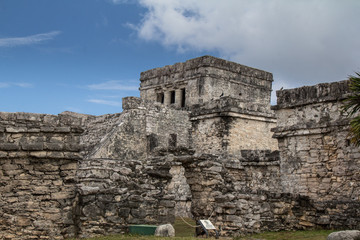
left=0, top=56, right=359, bottom=239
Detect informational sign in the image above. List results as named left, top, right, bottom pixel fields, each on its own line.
left=199, top=220, right=216, bottom=230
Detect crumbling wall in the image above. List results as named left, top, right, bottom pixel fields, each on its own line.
left=85, top=97, right=191, bottom=159
left=272, top=80, right=360, bottom=229
left=181, top=150, right=294, bottom=236
left=0, top=112, right=83, bottom=240
left=76, top=97, right=193, bottom=237
left=77, top=156, right=177, bottom=238
left=79, top=113, right=123, bottom=157
left=181, top=149, right=360, bottom=236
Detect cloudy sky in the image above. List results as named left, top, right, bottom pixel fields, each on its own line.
left=1, top=0, right=359, bottom=115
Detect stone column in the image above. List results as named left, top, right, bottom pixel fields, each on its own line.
left=175, top=89, right=182, bottom=108
left=164, top=91, right=171, bottom=106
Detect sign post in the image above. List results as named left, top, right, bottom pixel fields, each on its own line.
left=198, top=220, right=219, bottom=238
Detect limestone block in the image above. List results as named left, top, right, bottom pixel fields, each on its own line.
left=82, top=203, right=103, bottom=218
left=155, top=224, right=175, bottom=237
left=0, top=143, right=19, bottom=151
left=34, top=163, right=59, bottom=172
left=0, top=150, right=7, bottom=158
left=60, top=162, right=77, bottom=171
left=51, top=191, right=74, bottom=200
left=79, top=186, right=100, bottom=195
left=54, top=126, right=71, bottom=133
left=46, top=151, right=65, bottom=159
left=16, top=216, right=31, bottom=226
left=29, top=151, right=47, bottom=158
left=122, top=97, right=142, bottom=110
left=44, top=143, right=64, bottom=151
left=118, top=167, right=132, bottom=175
left=159, top=200, right=175, bottom=208
left=327, top=230, right=360, bottom=240
left=6, top=127, right=27, bottom=133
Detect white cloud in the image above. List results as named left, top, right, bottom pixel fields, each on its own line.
left=0, top=82, right=33, bottom=88
left=0, top=31, right=61, bottom=47
left=0, top=83, right=10, bottom=88
left=88, top=99, right=122, bottom=107
left=14, top=83, right=33, bottom=88
left=88, top=80, right=138, bottom=91
left=109, top=0, right=135, bottom=4
left=135, top=0, right=360, bottom=102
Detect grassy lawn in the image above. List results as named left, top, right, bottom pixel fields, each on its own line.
left=69, top=218, right=337, bottom=240
left=235, top=229, right=335, bottom=240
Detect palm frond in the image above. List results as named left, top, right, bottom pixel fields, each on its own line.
left=349, top=116, right=360, bottom=146
left=342, top=72, right=360, bottom=146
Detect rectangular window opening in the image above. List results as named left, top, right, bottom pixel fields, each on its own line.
left=157, top=92, right=164, bottom=104
left=170, top=91, right=176, bottom=104
left=169, top=134, right=177, bottom=148
left=181, top=88, right=186, bottom=108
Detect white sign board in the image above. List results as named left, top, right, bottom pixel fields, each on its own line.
left=199, top=220, right=216, bottom=230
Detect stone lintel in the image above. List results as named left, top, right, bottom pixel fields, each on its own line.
left=190, top=111, right=276, bottom=123
left=272, top=123, right=349, bottom=138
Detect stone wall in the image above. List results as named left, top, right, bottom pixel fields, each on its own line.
left=180, top=150, right=293, bottom=236
left=272, top=80, right=360, bottom=229
left=0, top=112, right=83, bottom=240
left=76, top=97, right=193, bottom=237
left=190, top=115, right=277, bottom=155
left=84, top=97, right=191, bottom=160
left=0, top=106, right=191, bottom=239
left=189, top=97, right=278, bottom=155
left=77, top=156, right=178, bottom=238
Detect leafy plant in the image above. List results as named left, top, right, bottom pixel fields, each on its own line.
left=342, top=72, right=360, bottom=146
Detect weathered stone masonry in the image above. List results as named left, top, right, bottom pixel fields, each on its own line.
left=0, top=56, right=359, bottom=239
left=272, top=81, right=360, bottom=229
left=76, top=98, right=192, bottom=238
left=0, top=112, right=83, bottom=239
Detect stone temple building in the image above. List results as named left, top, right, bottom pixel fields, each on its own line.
left=0, top=56, right=359, bottom=239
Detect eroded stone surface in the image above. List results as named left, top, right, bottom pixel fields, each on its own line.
left=327, top=230, right=360, bottom=240
left=155, top=224, right=175, bottom=237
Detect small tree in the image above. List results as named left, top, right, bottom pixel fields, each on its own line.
left=342, top=72, right=360, bottom=146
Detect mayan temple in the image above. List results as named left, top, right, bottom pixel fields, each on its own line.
left=0, top=56, right=359, bottom=239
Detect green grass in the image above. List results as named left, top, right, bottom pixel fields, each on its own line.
left=67, top=218, right=197, bottom=240
left=235, top=229, right=335, bottom=240
left=69, top=236, right=195, bottom=240
left=68, top=218, right=337, bottom=240
left=173, top=217, right=197, bottom=237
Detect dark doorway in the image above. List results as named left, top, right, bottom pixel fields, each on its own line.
left=157, top=92, right=164, bottom=104
left=170, top=91, right=176, bottom=104
left=181, top=88, right=186, bottom=108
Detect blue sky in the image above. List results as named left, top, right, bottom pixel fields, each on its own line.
left=1, top=0, right=360, bottom=115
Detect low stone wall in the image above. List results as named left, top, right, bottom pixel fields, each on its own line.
left=77, top=157, right=178, bottom=238
left=0, top=112, right=83, bottom=239
left=272, top=80, right=360, bottom=230
left=182, top=149, right=360, bottom=236
left=74, top=149, right=285, bottom=237
left=182, top=150, right=283, bottom=235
